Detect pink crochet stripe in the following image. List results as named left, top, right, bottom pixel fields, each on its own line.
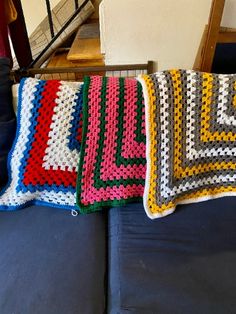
left=122, top=78, right=146, bottom=159
left=82, top=76, right=102, bottom=180
left=100, top=77, right=145, bottom=181
left=82, top=184, right=144, bottom=206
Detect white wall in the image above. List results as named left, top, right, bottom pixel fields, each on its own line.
left=100, top=0, right=236, bottom=71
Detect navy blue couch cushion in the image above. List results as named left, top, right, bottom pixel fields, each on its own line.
left=0, top=58, right=16, bottom=189
left=0, top=206, right=107, bottom=314
left=108, top=200, right=236, bottom=314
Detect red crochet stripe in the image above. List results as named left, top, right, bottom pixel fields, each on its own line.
left=22, top=80, right=77, bottom=187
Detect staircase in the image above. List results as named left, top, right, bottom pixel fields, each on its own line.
left=67, top=19, right=103, bottom=63
left=45, top=1, right=104, bottom=80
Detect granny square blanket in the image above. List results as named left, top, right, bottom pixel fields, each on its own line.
left=0, top=77, right=83, bottom=210
left=139, top=69, right=236, bottom=219
left=76, top=76, right=146, bottom=212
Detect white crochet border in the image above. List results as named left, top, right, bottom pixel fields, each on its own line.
left=138, top=74, right=236, bottom=220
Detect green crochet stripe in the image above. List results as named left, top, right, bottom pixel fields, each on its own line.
left=115, top=78, right=146, bottom=167
left=79, top=197, right=143, bottom=214
left=76, top=76, right=91, bottom=210
left=135, top=81, right=146, bottom=143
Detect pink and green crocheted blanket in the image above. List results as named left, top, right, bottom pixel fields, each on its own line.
left=76, top=76, right=146, bottom=213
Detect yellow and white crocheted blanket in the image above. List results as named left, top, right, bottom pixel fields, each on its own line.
left=139, top=69, right=236, bottom=219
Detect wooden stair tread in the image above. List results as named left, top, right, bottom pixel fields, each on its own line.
left=67, top=20, right=104, bottom=62
left=42, top=49, right=105, bottom=81
left=68, top=38, right=103, bottom=61
left=47, top=49, right=103, bottom=67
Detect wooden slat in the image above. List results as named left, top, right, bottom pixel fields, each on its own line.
left=11, top=60, right=153, bottom=82
left=199, top=0, right=225, bottom=72
left=29, top=63, right=152, bottom=74
left=218, top=27, right=236, bottom=43
left=193, top=25, right=209, bottom=71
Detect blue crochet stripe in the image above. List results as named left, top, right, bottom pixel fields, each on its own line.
left=67, top=84, right=83, bottom=151
left=17, top=80, right=46, bottom=192
left=0, top=199, right=76, bottom=211
left=19, top=183, right=75, bottom=193
left=0, top=78, right=27, bottom=200
left=17, top=79, right=75, bottom=194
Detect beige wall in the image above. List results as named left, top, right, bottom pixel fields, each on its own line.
left=21, top=0, right=60, bottom=35
left=22, top=0, right=101, bottom=36
left=21, top=0, right=236, bottom=70
left=100, top=0, right=236, bottom=71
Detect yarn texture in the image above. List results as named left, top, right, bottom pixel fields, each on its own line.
left=0, top=78, right=83, bottom=210
left=139, top=69, right=236, bottom=219
left=76, top=76, right=146, bottom=213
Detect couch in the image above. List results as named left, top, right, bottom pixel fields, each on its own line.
left=1, top=58, right=236, bottom=314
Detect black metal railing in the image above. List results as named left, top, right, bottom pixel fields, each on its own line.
left=45, top=0, right=54, bottom=38
left=74, top=0, right=79, bottom=10
left=28, top=0, right=90, bottom=68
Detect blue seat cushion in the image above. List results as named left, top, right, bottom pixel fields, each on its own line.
left=0, top=206, right=107, bottom=314
left=108, top=199, right=236, bottom=314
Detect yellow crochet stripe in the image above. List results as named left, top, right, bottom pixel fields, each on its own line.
left=142, top=76, right=157, bottom=209
left=142, top=75, right=175, bottom=213
left=171, top=70, right=183, bottom=178
left=171, top=70, right=236, bottom=180
left=201, top=72, right=236, bottom=142
left=234, top=80, right=236, bottom=108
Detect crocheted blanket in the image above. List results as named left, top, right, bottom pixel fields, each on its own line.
left=0, top=78, right=83, bottom=210
left=76, top=76, right=146, bottom=213
left=139, top=70, right=236, bottom=219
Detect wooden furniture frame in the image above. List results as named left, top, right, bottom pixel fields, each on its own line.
left=193, top=0, right=236, bottom=72
left=11, top=61, right=154, bottom=82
